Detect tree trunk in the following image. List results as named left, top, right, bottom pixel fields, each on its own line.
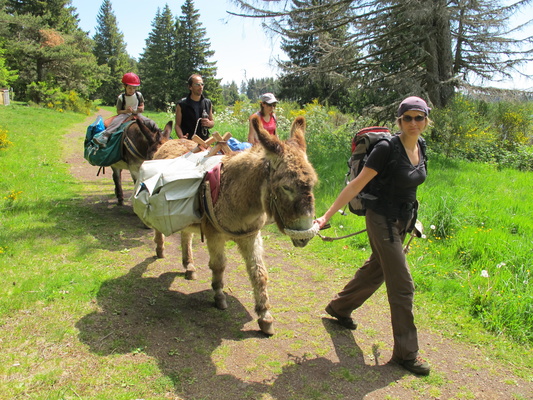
left=424, top=0, right=455, bottom=108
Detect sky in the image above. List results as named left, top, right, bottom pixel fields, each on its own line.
left=70, top=0, right=283, bottom=85
left=70, top=0, right=533, bottom=90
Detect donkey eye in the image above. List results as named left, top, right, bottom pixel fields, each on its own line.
left=282, top=185, right=293, bottom=192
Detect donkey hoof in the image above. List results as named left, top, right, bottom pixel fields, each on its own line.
left=185, top=270, right=197, bottom=280
left=214, top=294, right=228, bottom=310
left=258, top=318, right=275, bottom=336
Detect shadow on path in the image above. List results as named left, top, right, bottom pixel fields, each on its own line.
left=77, top=259, right=403, bottom=399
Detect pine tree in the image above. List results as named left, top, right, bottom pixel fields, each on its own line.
left=138, top=5, right=178, bottom=110
left=176, top=0, right=221, bottom=105
left=93, top=0, right=135, bottom=105
left=221, top=81, right=240, bottom=105
left=232, top=0, right=533, bottom=109
left=245, top=77, right=279, bottom=101
left=5, top=0, right=78, bottom=33
left=277, top=0, right=357, bottom=110
left=138, top=0, right=221, bottom=109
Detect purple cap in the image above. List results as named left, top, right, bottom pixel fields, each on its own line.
left=397, top=96, right=430, bottom=117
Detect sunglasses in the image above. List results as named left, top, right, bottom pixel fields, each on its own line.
left=193, top=83, right=204, bottom=87
left=264, top=103, right=277, bottom=107
left=401, top=115, right=426, bottom=122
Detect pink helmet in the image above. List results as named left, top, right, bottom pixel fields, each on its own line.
left=121, top=72, right=141, bottom=86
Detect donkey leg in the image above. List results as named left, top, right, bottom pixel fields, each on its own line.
left=236, top=233, right=274, bottom=336
left=111, top=167, right=124, bottom=206
left=206, top=235, right=228, bottom=310
left=154, top=230, right=165, bottom=258
left=181, top=231, right=197, bottom=280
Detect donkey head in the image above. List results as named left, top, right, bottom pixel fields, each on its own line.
left=130, top=118, right=172, bottom=161
left=252, top=115, right=318, bottom=247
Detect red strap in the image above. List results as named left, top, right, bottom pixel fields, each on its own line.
left=206, top=163, right=222, bottom=205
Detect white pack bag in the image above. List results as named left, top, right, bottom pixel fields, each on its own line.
left=132, top=150, right=223, bottom=236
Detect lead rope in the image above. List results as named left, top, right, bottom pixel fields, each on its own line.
left=316, top=228, right=367, bottom=242
left=193, top=117, right=202, bottom=137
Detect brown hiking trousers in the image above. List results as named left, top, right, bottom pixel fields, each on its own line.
left=327, top=208, right=419, bottom=361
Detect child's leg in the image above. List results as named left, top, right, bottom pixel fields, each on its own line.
left=93, top=114, right=130, bottom=146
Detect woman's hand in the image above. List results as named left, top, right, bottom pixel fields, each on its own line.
left=314, top=215, right=328, bottom=229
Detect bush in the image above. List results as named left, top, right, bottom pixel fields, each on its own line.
left=491, top=101, right=533, bottom=150
left=428, top=94, right=533, bottom=170
left=26, top=82, right=94, bottom=114
left=429, top=95, right=495, bottom=159
left=495, top=145, right=533, bottom=171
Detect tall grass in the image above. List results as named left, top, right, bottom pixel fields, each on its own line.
left=417, top=156, right=532, bottom=342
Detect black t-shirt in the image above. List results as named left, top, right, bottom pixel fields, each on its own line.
left=178, top=95, right=212, bottom=140
left=364, top=135, right=427, bottom=217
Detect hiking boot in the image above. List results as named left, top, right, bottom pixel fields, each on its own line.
left=325, top=304, right=357, bottom=330
left=390, top=356, right=431, bottom=376
left=92, top=134, right=108, bottom=147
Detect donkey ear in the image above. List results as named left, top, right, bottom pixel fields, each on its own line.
left=136, top=117, right=155, bottom=145
left=287, top=116, right=307, bottom=152
left=162, top=121, right=172, bottom=141
left=251, top=114, right=283, bottom=154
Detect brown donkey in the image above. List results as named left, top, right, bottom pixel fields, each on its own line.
left=151, top=115, right=318, bottom=335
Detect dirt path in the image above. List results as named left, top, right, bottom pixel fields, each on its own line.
left=66, top=111, right=531, bottom=400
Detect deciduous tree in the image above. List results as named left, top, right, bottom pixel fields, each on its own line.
left=0, top=46, right=18, bottom=88
left=0, top=0, right=105, bottom=102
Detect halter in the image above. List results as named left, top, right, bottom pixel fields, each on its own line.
left=266, top=160, right=320, bottom=241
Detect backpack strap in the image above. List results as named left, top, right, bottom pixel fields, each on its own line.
left=418, top=136, right=428, bottom=173
left=120, top=92, right=142, bottom=111
left=373, top=135, right=400, bottom=243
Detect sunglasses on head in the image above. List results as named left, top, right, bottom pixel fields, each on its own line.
left=401, top=115, right=426, bottom=122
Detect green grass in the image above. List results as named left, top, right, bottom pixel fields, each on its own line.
left=0, top=104, right=532, bottom=398
left=0, top=105, right=92, bottom=314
